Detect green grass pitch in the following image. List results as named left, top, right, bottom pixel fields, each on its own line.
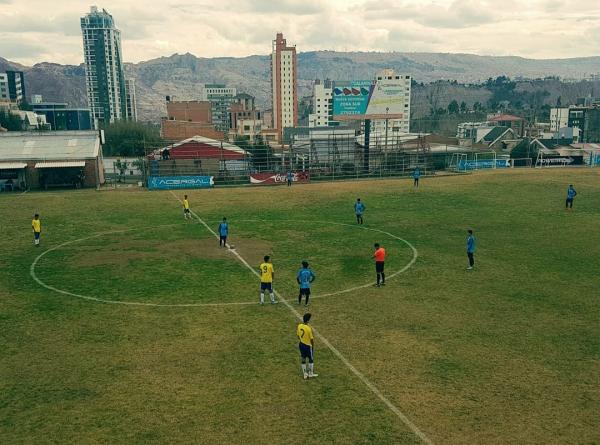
left=1, top=169, right=599, bottom=444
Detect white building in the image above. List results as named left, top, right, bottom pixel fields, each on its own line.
left=0, top=73, right=8, bottom=101
left=369, top=69, right=411, bottom=138
left=80, top=6, right=128, bottom=127
left=309, top=70, right=411, bottom=139
left=550, top=108, right=569, bottom=132
left=125, top=78, right=138, bottom=121
left=309, top=79, right=334, bottom=128
left=199, top=84, right=237, bottom=133
left=271, top=33, right=298, bottom=141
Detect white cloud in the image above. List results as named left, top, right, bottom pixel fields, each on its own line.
left=1, top=0, right=600, bottom=65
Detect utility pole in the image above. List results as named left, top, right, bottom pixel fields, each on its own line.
left=385, top=107, right=389, bottom=152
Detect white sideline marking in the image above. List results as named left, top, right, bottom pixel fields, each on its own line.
left=171, top=192, right=432, bottom=444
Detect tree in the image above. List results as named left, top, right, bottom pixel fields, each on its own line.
left=0, top=110, right=24, bottom=131
left=235, top=136, right=274, bottom=171
left=460, top=101, right=467, bottom=114
left=447, top=100, right=459, bottom=115
left=101, top=121, right=163, bottom=156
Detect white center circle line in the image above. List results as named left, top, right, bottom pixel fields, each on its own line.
left=30, top=220, right=418, bottom=308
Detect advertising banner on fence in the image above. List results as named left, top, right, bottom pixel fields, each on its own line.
left=148, top=175, right=214, bottom=190
left=536, top=156, right=582, bottom=167
left=250, top=171, right=310, bottom=185
left=333, top=79, right=407, bottom=121
left=458, top=159, right=510, bottom=170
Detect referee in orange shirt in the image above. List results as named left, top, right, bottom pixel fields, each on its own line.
left=373, top=243, right=386, bottom=287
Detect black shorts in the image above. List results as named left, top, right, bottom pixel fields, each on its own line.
left=260, top=282, right=273, bottom=291
left=299, top=288, right=311, bottom=296
left=184, top=208, right=190, bottom=214
left=34, top=232, right=40, bottom=240
left=220, top=235, right=227, bottom=241
left=299, top=343, right=313, bottom=360
left=375, top=261, right=385, bottom=273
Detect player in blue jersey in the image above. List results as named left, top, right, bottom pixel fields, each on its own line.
left=297, top=261, right=316, bottom=306
left=566, top=184, right=577, bottom=210
left=413, top=167, right=421, bottom=187
left=218, top=217, right=229, bottom=247
left=354, top=198, right=365, bottom=224
left=466, top=229, right=476, bottom=270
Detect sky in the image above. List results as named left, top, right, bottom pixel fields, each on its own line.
left=1, top=0, right=600, bottom=66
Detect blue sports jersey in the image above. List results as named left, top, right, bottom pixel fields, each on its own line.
left=413, top=169, right=421, bottom=179
left=467, top=235, right=476, bottom=253
left=354, top=202, right=365, bottom=215
left=219, top=223, right=228, bottom=236
left=297, top=268, right=316, bottom=289
left=567, top=187, right=577, bottom=199
left=287, top=172, right=293, bottom=180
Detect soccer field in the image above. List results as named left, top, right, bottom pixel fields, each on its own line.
left=1, top=169, right=599, bottom=444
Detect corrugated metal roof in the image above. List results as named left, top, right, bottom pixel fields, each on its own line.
left=161, top=136, right=249, bottom=155
left=0, top=162, right=27, bottom=170
left=35, top=161, right=86, bottom=168
left=0, top=131, right=100, bottom=161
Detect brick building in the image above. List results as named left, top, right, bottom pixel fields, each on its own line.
left=161, top=98, right=224, bottom=140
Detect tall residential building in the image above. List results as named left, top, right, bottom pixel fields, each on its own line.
left=125, top=78, right=137, bottom=121
left=309, top=79, right=333, bottom=128
left=80, top=6, right=128, bottom=127
left=369, top=69, right=411, bottom=138
left=5, top=71, right=26, bottom=104
left=200, top=84, right=236, bottom=133
left=271, top=32, right=298, bottom=141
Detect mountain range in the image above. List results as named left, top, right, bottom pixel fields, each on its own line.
left=2, top=51, right=600, bottom=123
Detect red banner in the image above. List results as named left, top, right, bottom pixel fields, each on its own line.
left=250, top=171, right=310, bottom=185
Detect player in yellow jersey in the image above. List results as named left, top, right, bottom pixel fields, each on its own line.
left=297, top=313, right=318, bottom=379
left=182, top=195, right=191, bottom=220
left=31, top=213, right=41, bottom=247
left=259, top=255, right=277, bottom=304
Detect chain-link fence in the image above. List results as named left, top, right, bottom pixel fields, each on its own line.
left=142, top=134, right=444, bottom=187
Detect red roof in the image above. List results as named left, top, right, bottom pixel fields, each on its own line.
left=488, top=114, right=524, bottom=122
left=168, top=142, right=247, bottom=160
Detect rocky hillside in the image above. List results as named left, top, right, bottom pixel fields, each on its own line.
left=2, top=51, right=600, bottom=122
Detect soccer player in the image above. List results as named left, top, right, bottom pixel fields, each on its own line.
left=297, top=261, right=316, bottom=306
left=566, top=184, right=577, bottom=210
left=354, top=198, right=365, bottom=224
left=413, top=167, right=421, bottom=187
left=259, top=255, right=277, bottom=304
left=466, top=229, right=476, bottom=270
left=287, top=170, right=293, bottom=187
left=297, top=313, right=318, bottom=379
left=373, top=243, right=386, bottom=287
left=31, top=214, right=41, bottom=247
left=183, top=195, right=191, bottom=220
left=218, top=217, right=228, bottom=247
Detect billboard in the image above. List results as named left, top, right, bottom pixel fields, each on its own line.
left=148, top=175, right=214, bottom=190
left=250, top=171, right=310, bottom=185
left=458, top=159, right=510, bottom=170
left=333, top=79, right=407, bottom=121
